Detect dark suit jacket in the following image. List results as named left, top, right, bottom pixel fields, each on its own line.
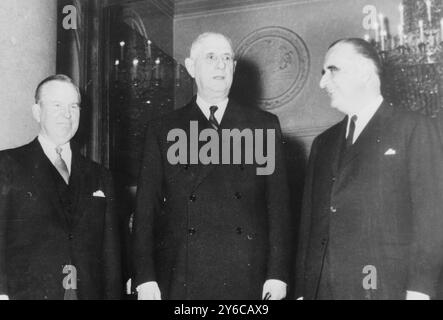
left=133, top=98, right=292, bottom=299
left=0, top=139, right=123, bottom=299
left=296, top=101, right=443, bottom=300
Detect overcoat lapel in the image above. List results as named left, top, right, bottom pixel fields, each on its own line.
left=186, top=99, right=218, bottom=191
left=188, top=99, right=243, bottom=191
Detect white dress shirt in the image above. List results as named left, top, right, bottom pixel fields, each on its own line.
left=345, top=95, right=383, bottom=144
left=196, top=95, right=229, bottom=124
left=38, top=135, right=72, bottom=174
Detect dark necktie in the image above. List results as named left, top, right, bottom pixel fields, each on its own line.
left=209, top=105, right=220, bottom=130
left=346, top=115, right=358, bottom=148
left=54, top=147, right=70, bottom=185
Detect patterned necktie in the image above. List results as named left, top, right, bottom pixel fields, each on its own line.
left=346, top=115, right=358, bottom=148
left=209, top=106, right=220, bottom=130
left=54, top=147, right=70, bottom=185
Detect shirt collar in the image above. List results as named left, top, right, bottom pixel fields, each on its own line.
left=346, top=95, right=383, bottom=140
left=38, top=134, right=72, bottom=173
left=196, top=95, right=229, bottom=123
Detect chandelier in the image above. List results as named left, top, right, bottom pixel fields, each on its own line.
left=112, top=29, right=186, bottom=103
left=366, top=0, right=443, bottom=117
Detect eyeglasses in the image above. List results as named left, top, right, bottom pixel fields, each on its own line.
left=204, top=53, right=235, bottom=65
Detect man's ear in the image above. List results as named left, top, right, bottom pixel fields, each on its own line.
left=233, top=60, right=237, bottom=72
left=185, top=58, right=195, bottom=78
left=360, top=60, right=374, bottom=84
left=31, top=103, right=41, bottom=123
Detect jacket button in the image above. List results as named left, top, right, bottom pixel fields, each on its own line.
left=68, top=234, right=74, bottom=240
left=330, top=206, right=337, bottom=213
left=321, top=238, right=327, bottom=246
left=188, top=228, right=196, bottom=235
left=332, top=177, right=336, bottom=182
left=236, top=227, right=243, bottom=235
left=234, top=192, right=242, bottom=199
left=189, top=194, right=197, bottom=202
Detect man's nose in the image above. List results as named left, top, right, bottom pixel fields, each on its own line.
left=63, top=106, right=72, bottom=119
left=216, top=57, right=226, bottom=69
left=319, top=73, right=328, bottom=89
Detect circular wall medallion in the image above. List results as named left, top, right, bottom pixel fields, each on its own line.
left=235, top=26, right=310, bottom=110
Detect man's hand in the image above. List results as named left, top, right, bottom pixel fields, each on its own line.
left=137, top=281, right=161, bottom=300
left=262, top=279, right=287, bottom=300
left=406, top=291, right=430, bottom=300
left=0, top=295, right=9, bottom=300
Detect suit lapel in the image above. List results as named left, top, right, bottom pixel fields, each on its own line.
left=25, top=139, right=70, bottom=231
left=68, top=147, right=87, bottom=229
left=340, top=101, right=392, bottom=170
left=331, top=118, right=348, bottom=176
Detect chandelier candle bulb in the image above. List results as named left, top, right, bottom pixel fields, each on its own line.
left=119, top=41, right=125, bottom=61
left=419, top=20, right=425, bottom=43
left=399, top=4, right=404, bottom=27
left=425, top=0, right=432, bottom=24
left=132, top=58, right=139, bottom=80
left=398, top=25, right=404, bottom=46
left=379, top=13, right=385, bottom=32
left=373, top=22, right=380, bottom=42
left=381, top=30, right=387, bottom=51
left=147, top=40, right=152, bottom=59
left=114, top=60, right=119, bottom=80
left=155, top=58, right=161, bottom=79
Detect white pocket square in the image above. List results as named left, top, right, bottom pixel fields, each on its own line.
left=384, top=148, right=397, bottom=156
left=93, top=190, right=106, bottom=198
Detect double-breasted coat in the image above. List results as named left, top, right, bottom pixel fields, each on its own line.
left=133, top=98, right=292, bottom=299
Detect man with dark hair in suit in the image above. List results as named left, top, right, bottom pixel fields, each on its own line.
left=296, top=38, right=443, bottom=300
left=133, top=32, right=292, bottom=300
left=0, top=74, right=123, bottom=300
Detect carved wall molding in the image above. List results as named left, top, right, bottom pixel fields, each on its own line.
left=235, top=26, right=310, bottom=111
left=174, top=0, right=331, bottom=20
left=103, top=0, right=174, bottom=18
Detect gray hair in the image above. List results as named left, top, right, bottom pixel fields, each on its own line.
left=34, top=74, right=81, bottom=104
left=189, top=32, right=235, bottom=60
